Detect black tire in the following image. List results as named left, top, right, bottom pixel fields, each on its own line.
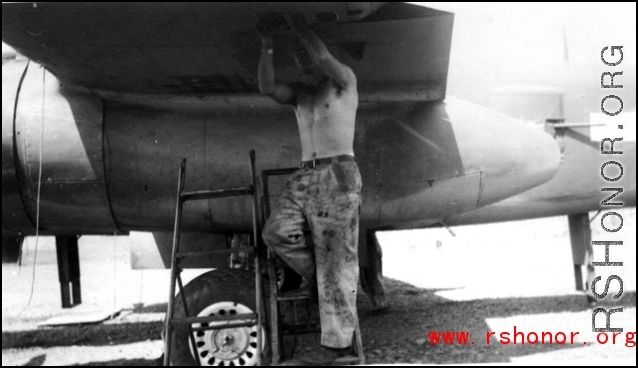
left=169, top=269, right=265, bottom=366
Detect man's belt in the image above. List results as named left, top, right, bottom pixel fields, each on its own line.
left=300, top=154, right=355, bottom=169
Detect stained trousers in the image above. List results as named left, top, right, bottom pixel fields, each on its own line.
left=262, top=161, right=362, bottom=348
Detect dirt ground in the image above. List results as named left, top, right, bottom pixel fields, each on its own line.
left=2, top=210, right=636, bottom=366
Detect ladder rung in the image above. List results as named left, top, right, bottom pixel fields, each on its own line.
left=193, top=322, right=257, bottom=332
left=182, top=187, right=252, bottom=201
left=283, top=323, right=320, bottom=328
left=282, top=325, right=320, bottom=335
left=277, top=295, right=313, bottom=302
left=171, top=313, right=257, bottom=326
left=176, top=247, right=253, bottom=260
left=334, top=356, right=362, bottom=365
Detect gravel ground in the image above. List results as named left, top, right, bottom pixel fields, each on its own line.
left=2, top=210, right=636, bottom=366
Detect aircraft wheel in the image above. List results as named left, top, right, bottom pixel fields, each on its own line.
left=169, top=269, right=266, bottom=366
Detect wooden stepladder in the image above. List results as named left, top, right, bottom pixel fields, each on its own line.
left=261, top=168, right=366, bottom=366
left=163, top=151, right=265, bottom=366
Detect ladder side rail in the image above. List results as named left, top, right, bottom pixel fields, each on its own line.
left=177, top=272, right=202, bottom=366
left=261, top=168, right=281, bottom=364
left=355, top=313, right=365, bottom=365
left=164, top=159, right=187, bottom=366
left=260, top=166, right=300, bottom=364
left=249, top=150, right=264, bottom=367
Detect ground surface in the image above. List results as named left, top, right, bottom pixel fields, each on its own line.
left=2, top=209, right=636, bottom=366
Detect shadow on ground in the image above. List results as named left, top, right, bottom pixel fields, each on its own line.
left=2, top=323, right=163, bottom=350
left=70, top=358, right=162, bottom=367
left=22, top=355, right=46, bottom=366
left=19, top=357, right=161, bottom=367
left=132, top=304, right=168, bottom=314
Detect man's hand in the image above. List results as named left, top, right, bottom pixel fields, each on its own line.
left=284, top=11, right=355, bottom=90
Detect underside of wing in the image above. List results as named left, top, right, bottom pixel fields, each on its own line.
left=2, top=2, right=453, bottom=101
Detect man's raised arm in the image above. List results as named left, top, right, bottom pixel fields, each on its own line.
left=287, top=13, right=355, bottom=90
left=257, top=25, right=297, bottom=105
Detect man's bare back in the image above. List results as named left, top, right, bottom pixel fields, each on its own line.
left=295, top=75, right=358, bottom=161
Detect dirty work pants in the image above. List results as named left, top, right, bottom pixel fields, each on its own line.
left=262, top=161, right=362, bottom=349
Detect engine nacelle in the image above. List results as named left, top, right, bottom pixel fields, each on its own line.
left=2, top=60, right=119, bottom=236
left=3, top=60, right=561, bottom=236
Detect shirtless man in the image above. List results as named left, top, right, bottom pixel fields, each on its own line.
left=259, top=14, right=362, bottom=365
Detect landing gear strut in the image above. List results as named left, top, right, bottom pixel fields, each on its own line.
left=56, top=236, right=82, bottom=309
left=359, top=229, right=388, bottom=311
left=2, top=230, right=24, bottom=264
left=568, top=213, right=595, bottom=293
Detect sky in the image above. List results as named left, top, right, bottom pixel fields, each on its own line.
left=411, top=2, right=637, bottom=65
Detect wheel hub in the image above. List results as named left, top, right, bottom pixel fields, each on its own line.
left=189, top=302, right=264, bottom=366
left=208, top=327, right=248, bottom=360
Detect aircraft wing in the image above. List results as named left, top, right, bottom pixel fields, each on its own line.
left=2, top=2, right=453, bottom=101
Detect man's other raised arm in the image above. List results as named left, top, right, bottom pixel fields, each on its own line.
left=287, top=13, right=355, bottom=90
left=258, top=29, right=297, bottom=106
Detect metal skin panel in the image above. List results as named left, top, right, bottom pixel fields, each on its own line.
left=13, top=66, right=119, bottom=235
left=104, top=101, right=304, bottom=233
left=379, top=174, right=481, bottom=228
left=103, top=95, right=560, bottom=233
left=2, top=3, right=451, bottom=101
left=1, top=59, right=34, bottom=232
